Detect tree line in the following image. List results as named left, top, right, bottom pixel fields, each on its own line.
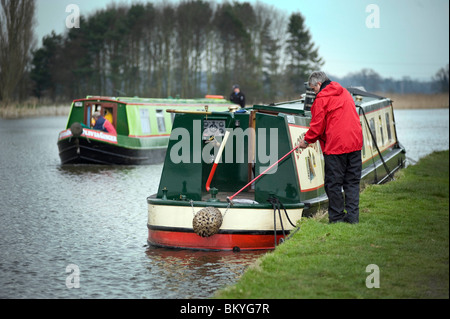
left=336, top=67, right=449, bottom=94
left=0, top=0, right=447, bottom=106
left=28, top=1, right=322, bottom=105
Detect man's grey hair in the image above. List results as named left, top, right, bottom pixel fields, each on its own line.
left=308, top=71, right=329, bottom=86
left=93, top=111, right=101, bottom=119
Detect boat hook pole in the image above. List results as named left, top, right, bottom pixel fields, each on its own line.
left=206, top=130, right=231, bottom=192
left=227, top=144, right=301, bottom=203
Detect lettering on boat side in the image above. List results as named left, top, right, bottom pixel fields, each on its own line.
left=82, top=129, right=118, bottom=143
left=179, top=303, right=269, bottom=316
left=58, top=128, right=118, bottom=144
left=59, top=129, right=73, bottom=140
left=65, top=264, right=80, bottom=289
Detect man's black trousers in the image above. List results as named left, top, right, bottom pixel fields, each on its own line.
left=324, top=151, right=362, bottom=223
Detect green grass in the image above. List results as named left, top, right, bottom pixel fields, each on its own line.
left=215, top=151, right=449, bottom=299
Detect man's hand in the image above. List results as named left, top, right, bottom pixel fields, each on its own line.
left=298, top=139, right=309, bottom=149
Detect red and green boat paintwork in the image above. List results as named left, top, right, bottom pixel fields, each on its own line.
left=57, top=96, right=234, bottom=165
left=147, top=89, right=406, bottom=251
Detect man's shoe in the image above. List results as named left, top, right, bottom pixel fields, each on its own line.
left=343, top=218, right=358, bottom=224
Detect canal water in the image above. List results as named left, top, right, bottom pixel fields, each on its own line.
left=0, top=108, right=448, bottom=299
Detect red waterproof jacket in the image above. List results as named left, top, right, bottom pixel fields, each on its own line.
left=94, top=116, right=117, bottom=135
left=103, top=119, right=117, bottom=135
left=304, top=81, right=363, bottom=155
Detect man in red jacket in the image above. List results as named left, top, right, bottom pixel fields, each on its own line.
left=299, top=71, right=363, bottom=223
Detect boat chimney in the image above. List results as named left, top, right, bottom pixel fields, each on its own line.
left=304, top=82, right=316, bottom=111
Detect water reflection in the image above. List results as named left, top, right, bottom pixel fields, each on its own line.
left=56, top=164, right=143, bottom=187
left=58, top=164, right=138, bottom=176
left=144, top=247, right=267, bottom=299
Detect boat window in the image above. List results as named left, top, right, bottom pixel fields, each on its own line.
left=86, top=105, right=92, bottom=127
left=379, top=115, right=384, bottom=146
left=140, top=108, right=151, bottom=134
left=385, top=113, right=392, bottom=141
left=369, top=118, right=377, bottom=146
left=84, top=104, right=99, bottom=127
left=84, top=103, right=117, bottom=128
left=156, top=110, right=166, bottom=133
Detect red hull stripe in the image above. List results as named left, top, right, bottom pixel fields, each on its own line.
left=147, top=225, right=288, bottom=235
left=147, top=229, right=287, bottom=251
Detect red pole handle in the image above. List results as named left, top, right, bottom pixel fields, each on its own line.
left=205, top=163, right=218, bottom=192
left=206, top=131, right=230, bottom=192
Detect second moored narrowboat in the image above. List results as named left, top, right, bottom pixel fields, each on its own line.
left=57, top=96, right=235, bottom=165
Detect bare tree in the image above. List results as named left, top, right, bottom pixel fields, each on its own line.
left=0, top=0, right=36, bottom=104
left=433, top=64, right=449, bottom=93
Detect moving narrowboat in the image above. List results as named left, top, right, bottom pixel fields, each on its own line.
left=147, top=88, right=406, bottom=251
left=57, top=96, right=234, bottom=164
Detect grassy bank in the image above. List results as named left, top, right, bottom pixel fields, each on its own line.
left=215, top=151, right=449, bottom=299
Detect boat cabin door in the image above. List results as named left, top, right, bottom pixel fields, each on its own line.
left=85, top=102, right=117, bottom=129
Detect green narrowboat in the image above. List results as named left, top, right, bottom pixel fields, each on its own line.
left=146, top=88, right=406, bottom=251
left=57, top=95, right=234, bottom=165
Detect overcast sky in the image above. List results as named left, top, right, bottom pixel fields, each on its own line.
left=34, top=0, right=449, bottom=81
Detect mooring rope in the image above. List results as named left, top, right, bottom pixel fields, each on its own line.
left=267, top=196, right=299, bottom=247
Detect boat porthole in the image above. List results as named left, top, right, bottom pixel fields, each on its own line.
left=233, top=246, right=240, bottom=252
